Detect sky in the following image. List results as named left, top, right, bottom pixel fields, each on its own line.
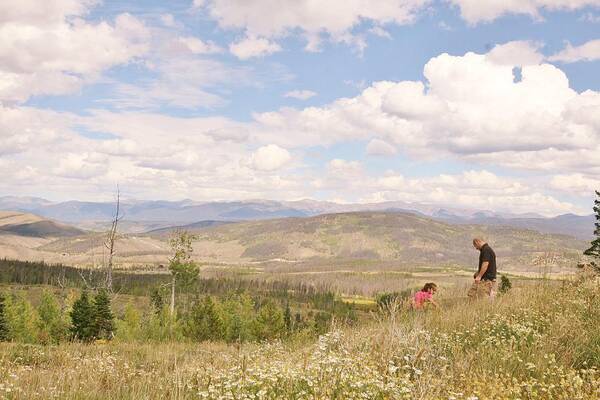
left=1, top=0, right=600, bottom=216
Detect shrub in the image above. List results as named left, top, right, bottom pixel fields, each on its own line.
left=499, top=275, right=512, bottom=294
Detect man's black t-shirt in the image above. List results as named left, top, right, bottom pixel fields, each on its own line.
left=478, top=243, right=497, bottom=281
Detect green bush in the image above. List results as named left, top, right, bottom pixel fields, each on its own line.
left=499, top=275, right=512, bottom=294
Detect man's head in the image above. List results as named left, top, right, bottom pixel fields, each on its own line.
left=472, top=238, right=486, bottom=250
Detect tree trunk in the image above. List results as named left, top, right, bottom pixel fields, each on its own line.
left=170, top=275, right=176, bottom=316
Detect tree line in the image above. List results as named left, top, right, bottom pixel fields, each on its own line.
left=0, top=287, right=355, bottom=344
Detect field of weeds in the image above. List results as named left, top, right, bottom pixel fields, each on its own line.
left=1, top=277, right=599, bottom=399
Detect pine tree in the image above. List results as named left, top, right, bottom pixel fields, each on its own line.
left=253, top=299, right=285, bottom=340
left=92, top=289, right=114, bottom=340
left=70, top=291, right=94, bottom=341
left=185, top=296, right=224, bottom=341
left=0, top=293, right=9, bottom=341
left=583, top=190, right=600, bottom=273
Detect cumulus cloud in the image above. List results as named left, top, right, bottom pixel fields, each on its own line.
left=550, top=174, right=600, bottom=196
left=549, top=39, right=600, bottom=63
left=196, top=0, right=430, bottom=52
left=177, top=36, right=222, bottom=54
left=486, top=40, right=545, bottom=66
left=313, top=165, right=581, bottom=215
left=250, top=144, right=292, bottom=171
left=251, top=45, right=600, bottom=176
left=0, top=4, right=149, bottom=104
left=284, top=90, right=317, bottom=100
left=229, top=36, right=281, bottom=59
left=448, top=0, right=600, bottom=24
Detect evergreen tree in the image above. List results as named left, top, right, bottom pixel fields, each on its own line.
left=583, top=190, right=600, bottom=273
left=0, top=293, right=8, bottom=341
left=92, top=289, right=114, bottom=340
left=253, top=299, right=285, bottom=340
left=185, top=296, right=224, bottom=341
left=222, top=294, right=255, bottom=343
left=70, top=291, right=94, bottom=341
left=150, top=287, right=164, bottom=315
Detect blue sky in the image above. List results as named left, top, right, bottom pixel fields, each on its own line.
left=1, top=0, right=600, bottom=215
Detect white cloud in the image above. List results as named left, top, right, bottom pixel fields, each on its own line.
left=177, top=36, right=222, bottom=54
left=251, top=45, right=600, bottom=176
left=284, top=90, right=317, bottom=100
left=486, top=40, right=545, bottom=66
left=313, top=165, right=581, bottom=215
left=448, top=0, right=600, bottom=24
left=0, top=3, right=149, bottom=104
left=366, top=139, right=397, bottom=156
left=0, top=0, right=98, bottom=25
left=54, top=152, right=106, bottom=179
left=250, top=144, right=292, bottom=171
left=549, top=39, right=600, bottom=63
left=196, top=0, right=430, bottom=52
left=550, top=174, right=600, bottom=195
left=368, top=26, right=392, bottom=39
left=102, top=58, right=252, bottom=110
left=229, top=36, right=281, bottom=59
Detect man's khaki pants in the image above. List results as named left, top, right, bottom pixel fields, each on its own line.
left=467, top=280, right=497, bottom=299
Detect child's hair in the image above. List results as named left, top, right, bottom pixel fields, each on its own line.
left=422, top=282, right=437, bottom=292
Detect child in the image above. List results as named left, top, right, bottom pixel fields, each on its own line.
left=413, top=282, right=439, bottom=309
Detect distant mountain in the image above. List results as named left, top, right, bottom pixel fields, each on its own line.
left=434, top=213, right=595, bottom=240
left=0, top=196, right=593, bottom=239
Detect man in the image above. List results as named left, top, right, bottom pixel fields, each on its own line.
left=468, top=238, right=497, bottom=299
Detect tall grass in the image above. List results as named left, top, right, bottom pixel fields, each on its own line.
left=0, top=277, right=599, bottom=399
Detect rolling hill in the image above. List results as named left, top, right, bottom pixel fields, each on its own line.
left=0, top=211, right=84, bottom=238
left=0, top=210, right=587, bottom=273
left=164, top=212, right=586, bottom=270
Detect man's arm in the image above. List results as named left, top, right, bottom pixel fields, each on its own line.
left=475, top=261, right=489, bottom=282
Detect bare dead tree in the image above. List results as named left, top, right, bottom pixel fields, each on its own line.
left=104, top=186, right=123, bottom=292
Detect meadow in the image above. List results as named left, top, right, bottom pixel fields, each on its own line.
left=0, top=267, right=599, bottom=399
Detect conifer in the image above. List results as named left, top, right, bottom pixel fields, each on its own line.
left=70, top=291, right=94, bottom=341
left=583, top=190, right=600, bottom=273
left=92, top=289, right=114, bottom=340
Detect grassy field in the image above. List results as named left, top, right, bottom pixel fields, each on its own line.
left=1, top=274, right=599, bottom=399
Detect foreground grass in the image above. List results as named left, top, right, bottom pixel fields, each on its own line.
left=1, top=279, right=599, bottom=399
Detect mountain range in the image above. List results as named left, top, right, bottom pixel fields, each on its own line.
left=0, top=196, right=594, bottom=239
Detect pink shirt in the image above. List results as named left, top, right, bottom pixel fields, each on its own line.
left=413, top=290, right=432, bottom=308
